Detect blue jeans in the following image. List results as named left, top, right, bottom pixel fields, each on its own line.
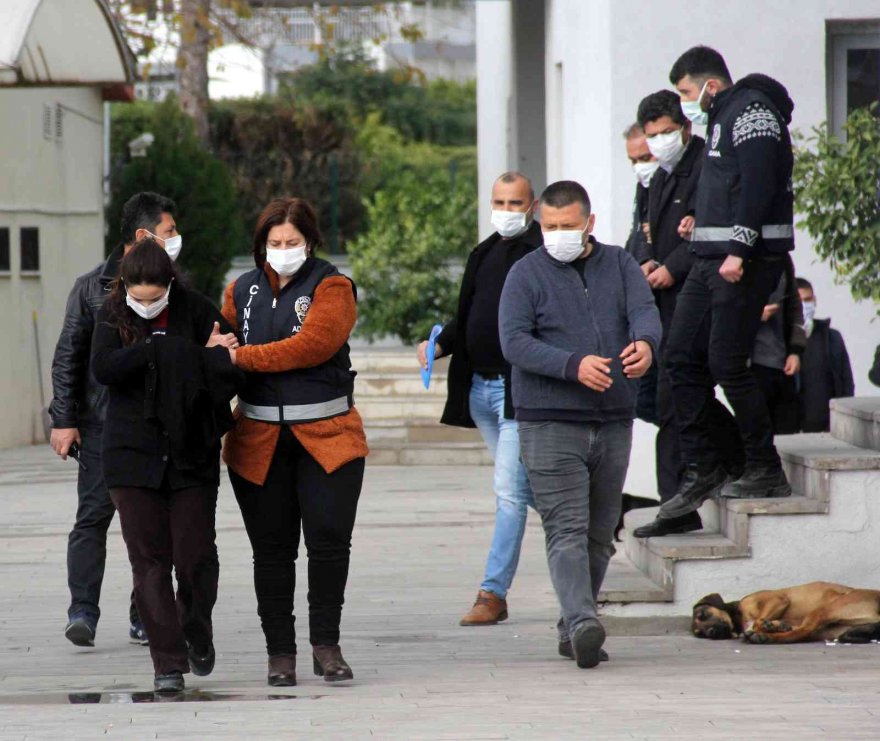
left=468, top=374, right=535, bottom=599
left=518, top=419, right=633, bottom=641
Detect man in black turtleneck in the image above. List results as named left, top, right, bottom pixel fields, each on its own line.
left=416, top=171, right=541, bottom=628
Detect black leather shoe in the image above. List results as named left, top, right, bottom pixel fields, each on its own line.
left=658, top=463, right=729, bottom=519
left=633, top=512, right=702, bottom=539
left=268, top=654, right=297, bottom=686
left=313, top=645, right=353, bottom=682
left=559, top=641, right=608, bottom=662
left=154, top=672, right=185, bottom=693
left=187, top=642, right=215, bottom=677
left=719, top=465, right=791, bottom=499
left=571, top=619, right=606, bottom=669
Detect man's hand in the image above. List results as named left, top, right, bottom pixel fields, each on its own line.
left=641, top=222, right=652, bottom=244
left=719, top=255, right=744, bottom=283
left=228, top=347, right=237, bottom=365
left=640, top=261, right=656, bottom=278
left=206, top=321, right=239, bottom=349
left=621, top=340, right=653, bottom=379
left=577, top=355, right=613, bottom=392
left=678, top=215, right=695, bottom=239
left=784, top=354, right=800, bottom=376
left=50, top=427, right=81, bottom=460
left=646, top=265, right=675, bottom=290
left=761, top=303, right=780, bottom=323
left=417, top=340, right=442, bottom=370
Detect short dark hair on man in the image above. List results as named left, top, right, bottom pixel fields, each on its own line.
left=795, top=277, right=814, bottom=292
left=669, top=45, right=732, bottom=86
left=623, top=122, right=644, bottom=140
left=540, top=180, right=591, bottom=216
left=496, top=170, right=535, bottom=200
left=120, top=192, right=176, bottom=245
left=637, top=90, right=687, bottom=128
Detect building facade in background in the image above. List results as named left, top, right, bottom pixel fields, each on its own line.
left=475, top=0, right=879, bottom=493
left=0, top=0, right=134, bottom=448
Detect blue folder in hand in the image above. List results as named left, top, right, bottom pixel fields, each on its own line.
left=421, top=324, right=444, bottom=390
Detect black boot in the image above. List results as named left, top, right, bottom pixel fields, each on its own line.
left=633, top=511, right=702, bottom=538
left=187, top=642, right=215, bottom=677
left=719, top=464, right=791, bottom=499
left=154, top=672, right=185, bottom=693
left=658, top=463, right=729, bottom=519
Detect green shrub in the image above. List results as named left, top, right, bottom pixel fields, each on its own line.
left=348, top=167, right=477, bottom=344
left=107, top=97, right=245, bottom=302
left=793, top=104, right=880, bottom=313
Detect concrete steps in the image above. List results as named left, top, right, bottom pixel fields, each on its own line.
left=611, top=398, right=880, bottom=616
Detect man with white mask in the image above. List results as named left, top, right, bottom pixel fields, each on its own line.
left=416, top=172, right=542, bottom=628
left=631, top=90, right=745, bottom=539
left=623, top=122, right=657, bottom=269
left=499, top=181, right=661, bottom=668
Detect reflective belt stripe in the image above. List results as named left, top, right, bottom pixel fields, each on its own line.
left=693, top=225, right=794, bottom=242
left=239, top=396, right=351, bottom=423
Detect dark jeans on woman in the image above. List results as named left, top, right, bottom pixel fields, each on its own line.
left=518, top=419, right=632, bottom=642
left=229, top=426, right=364, bottom=656
left=667, top=256, right=785, bottom=467
left=67, top=429, right=139, bottom=627
left=110, top=482, right=219, bottom=676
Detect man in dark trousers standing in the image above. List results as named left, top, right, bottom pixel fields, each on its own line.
left=630, top=90, right=744, bottom=538
left=660, top=46, right=795, bottom=520
left=50, top=192, right=181, bottom=646
left=417, top=172, right=541, bottom=627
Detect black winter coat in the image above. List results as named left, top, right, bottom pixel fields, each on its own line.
left=91, top=283, right=244, bottom=490
left=436, top=221, right=542, bottom=427
left=49, top=246, right=124, bottom=431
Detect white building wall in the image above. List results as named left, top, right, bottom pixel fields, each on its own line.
left=0, top=87, right=105, bottom=449
left=480, top=0, right=880, bottom=497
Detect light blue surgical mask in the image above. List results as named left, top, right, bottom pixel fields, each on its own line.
left=681, top=81, right=710, bottom=126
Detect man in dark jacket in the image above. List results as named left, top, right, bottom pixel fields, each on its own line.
left=499, top=180, right=661, bottom=668
left=660, top=47, right=796, bottom=520
left=49, top=191, right=180, bottom=647
left=630, top=90, right=744, bottom=539
left=416, top=171, right=541, bottom=627
left=795, top=277, right=855, bottom=431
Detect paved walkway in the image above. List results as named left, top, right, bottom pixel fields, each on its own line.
left=0, top=446, right=879, bottom=740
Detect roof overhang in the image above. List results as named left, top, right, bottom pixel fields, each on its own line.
left=0, top=0, right=136, bottom=88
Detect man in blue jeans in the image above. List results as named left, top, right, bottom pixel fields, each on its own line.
left=417, top=171, right=541, bottom=626
left=499, top=181, right=661, bottom=668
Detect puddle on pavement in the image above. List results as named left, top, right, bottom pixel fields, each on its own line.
left=0, top=691, right=326, bottom=705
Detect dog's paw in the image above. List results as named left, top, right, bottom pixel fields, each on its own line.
left=745, top=630, right=771, bottom=644
left=760, top=619, right=791, bottom=633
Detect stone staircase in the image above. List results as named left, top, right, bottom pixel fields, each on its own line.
left=609, top=397, right=880, bottom=617
left=351, top=348, right=491, bottom=465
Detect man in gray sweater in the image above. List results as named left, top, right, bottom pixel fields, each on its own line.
left=499, top=181, right=661, bottom=669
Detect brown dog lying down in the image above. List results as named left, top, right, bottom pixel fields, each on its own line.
left=692, top=582, right=880, bottom=644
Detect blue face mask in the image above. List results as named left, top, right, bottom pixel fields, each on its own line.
left=681, top=81, right=710, bottom=126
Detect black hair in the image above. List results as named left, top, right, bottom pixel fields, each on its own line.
left=540, top=180, right=591, bottom=216
left=120, top=192, right=177, bottom=245
left=106, top=238, right=175, bottom=345
left=795, top=277, right=814, bottom=292
left=637, top=90, right=687, bottom=128
left=669, top=45, right=732, bottom=86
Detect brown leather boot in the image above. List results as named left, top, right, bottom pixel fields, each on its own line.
left=459, top=590, right=508, bottom=626
left=267, top=654, right=296, bottom=686
left=312, top=645, right=353, bottom=682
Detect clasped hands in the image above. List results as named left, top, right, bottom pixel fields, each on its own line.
left=577, top=341, right=652, bottom=392
left=205, top=321, right=239, bottom=364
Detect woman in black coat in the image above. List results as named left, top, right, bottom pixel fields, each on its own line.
left=91, top=239, right=242, bottom=693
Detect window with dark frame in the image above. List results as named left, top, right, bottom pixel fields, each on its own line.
left=0, top=228, right=9, bottom=272
left=828, top=24, right=880, bottom=138
left=20, top=227, right=40, bottom=273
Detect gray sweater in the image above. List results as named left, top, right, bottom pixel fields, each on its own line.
left=499, top=239, right=662, bottom=422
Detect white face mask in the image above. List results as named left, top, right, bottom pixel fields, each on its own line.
left=647, top=129, right=687, bottom=170
left=681, top=81, right=710, bottom=126
left=491, top=209, right=530, bottom=239
left=266, top=245, right=308, bottom=277
left=147, top=231, right=183, bottom=262
left=802, top=300, right=816, bottom=337
left=543, top=227, right=588, bottom=263
left=126, top=282, right=172, bottom=321
left=633, top=161, right=660, bottom=188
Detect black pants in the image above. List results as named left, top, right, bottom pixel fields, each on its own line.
left=110, top=482, right=219, bottom=676
left=67, top=430, right=139, bottom=626
left=752, top=363, right=800, bottom=435
left=667, top=256, right=785, bottom=467
left=230, top=427, right=365, bottom=656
